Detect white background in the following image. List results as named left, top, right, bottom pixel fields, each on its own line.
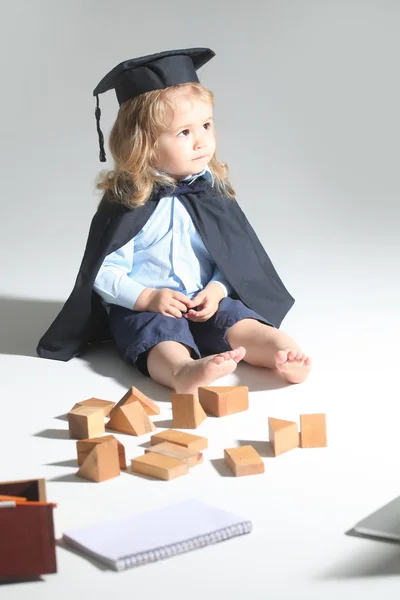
left=1, top=1, right=400, bottom=598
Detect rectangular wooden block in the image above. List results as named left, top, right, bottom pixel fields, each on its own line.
left=224, top=446, right=265, bottom=477
left=198, top=386, right=249, bottom=417
left=68, top=405, right=105, bottom=439
left=300, top=414, right=327, bottom=448
left=131, top=453, right=188, bottom=480
left=145, top=441, right=203, bottom=467
left=150, top=429, right=208, bottom=451
left=76, top=435, right=127, bottom=469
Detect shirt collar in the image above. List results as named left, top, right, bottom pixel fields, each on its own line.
left=154, top=165, right=214, bottom=187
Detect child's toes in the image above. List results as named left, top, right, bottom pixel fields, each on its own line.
left=276, top=350, right=288, bottom=364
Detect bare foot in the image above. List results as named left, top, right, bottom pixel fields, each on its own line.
left=275, top=349, right=312, bottom=384
left=173, top=347, right=246, bottom=394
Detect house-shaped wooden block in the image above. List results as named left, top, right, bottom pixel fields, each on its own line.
left=110, top=386, right=160, bottom=417
left=76, top=438, right=120, bottom=482
left=76, top=435, right=127, bottom=470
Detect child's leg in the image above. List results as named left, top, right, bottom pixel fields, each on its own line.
left=226, top=319, right=311, bottom=384
left=147, top=341, right=246, bottom=393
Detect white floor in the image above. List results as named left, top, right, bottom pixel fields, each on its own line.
left=1, top=2, right=400, bottom=597
left=2, top=249, right=400, bottom=599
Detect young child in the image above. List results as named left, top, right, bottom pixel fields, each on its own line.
left=37, top=47, right=311, bottom=394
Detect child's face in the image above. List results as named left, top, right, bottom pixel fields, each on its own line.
left=154, top=88, right=216, bottom=180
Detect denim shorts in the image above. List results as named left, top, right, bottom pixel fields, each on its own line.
left=108, top=296, right=273, bottom=376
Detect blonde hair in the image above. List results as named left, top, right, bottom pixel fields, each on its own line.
left=96, top=82, right=235, bottom=207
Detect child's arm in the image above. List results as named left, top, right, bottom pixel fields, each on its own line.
left=94, top=242, right=194, bottom=317
left=93, top=238, right=147, bottom=310
left=208, top=266, right=233, bottom=298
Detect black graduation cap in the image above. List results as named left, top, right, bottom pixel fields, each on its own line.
left=93, top=47, right=215, bottom=162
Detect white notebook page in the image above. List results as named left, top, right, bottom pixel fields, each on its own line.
left=63, top=499, right=251, bottom=566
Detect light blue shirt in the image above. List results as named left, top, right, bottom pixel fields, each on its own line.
left=93, top=167, right=233, bottom=310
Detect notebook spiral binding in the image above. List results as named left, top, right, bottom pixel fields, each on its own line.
left=115, top=521, right=252, bottom=571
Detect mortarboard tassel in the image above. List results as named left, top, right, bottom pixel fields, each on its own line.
left=95, top=94, right=106, bottom=162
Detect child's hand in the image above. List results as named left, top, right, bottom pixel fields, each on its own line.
left=146, top=288, right=194, bottom=318
left=184, top=283, right=225, bottom=322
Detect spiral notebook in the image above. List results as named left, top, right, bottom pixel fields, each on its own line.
left=62, top=499, right=252, bottom=571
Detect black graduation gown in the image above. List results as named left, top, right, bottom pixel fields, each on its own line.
left=36, top=180, right=295, bottom=361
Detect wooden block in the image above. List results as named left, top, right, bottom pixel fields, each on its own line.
left=77, top=439, right=120, bottom=482
left=151, top=429, right=208, bottom=451
left=268, top=417, right=299, bottom=456
left=198, top=386, right=249, bottom=417
left=68, top=405, right=105, bottom=439
left=145, top=441, right=203, bottom=467
left=76, top=435, right=127, bottom=469
left=107, top=401, right=156, bottom=436
left=110, top=386, right=160, bottom=417
left=131, top=453, right=188, bottom=480
left=0, top=478, right=47, bottom=501
left=171, top=393, right=207, bottom=429
left=72, top=397, right=115, bottom=417
left=300, top=414, right=327, bottom=448
left=224, top=446, right=265, bottom=477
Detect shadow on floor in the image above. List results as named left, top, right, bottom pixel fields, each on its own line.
left=0, top=295, right=291, bottom=394
left=57, top=539, right=109, bottom=571
left=210, top=458, right=234, bottom=477
left=0, top=576, right=44, bottom=585
left=236, top=439, right=274, bottom=458
left=315, top=529, right=400, bottom=579
left=33, top=429, right=70, bottom=440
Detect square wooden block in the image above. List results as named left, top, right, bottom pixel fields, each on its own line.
left=67, top=406, right=105, bottom=439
